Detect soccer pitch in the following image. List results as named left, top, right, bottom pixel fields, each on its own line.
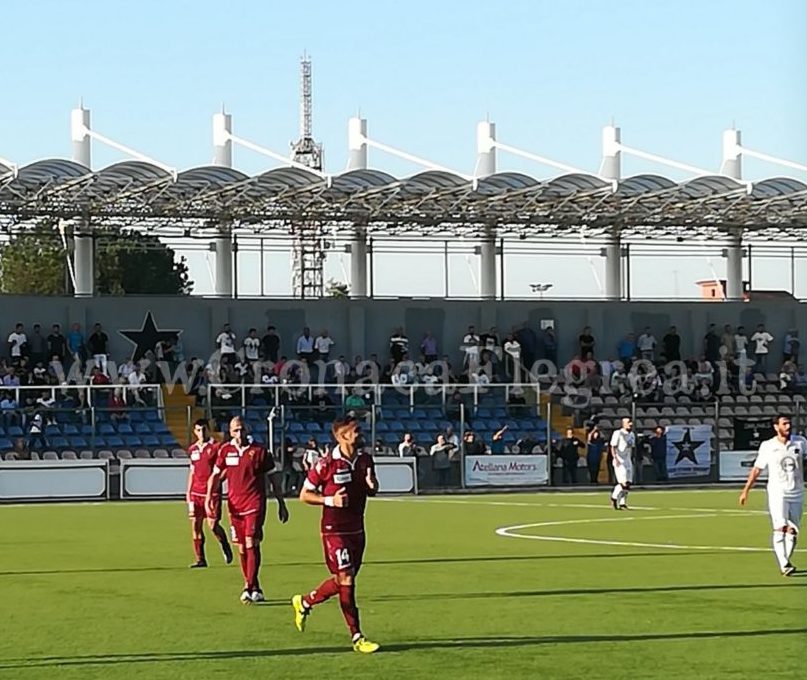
left=0, top=490, right=804, bottom=679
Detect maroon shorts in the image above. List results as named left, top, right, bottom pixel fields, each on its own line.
left=188, top=495, right=221, bottom=521
left=229, top=506, right=266, bottom=544
left=322, top=532, right=366, bottom=575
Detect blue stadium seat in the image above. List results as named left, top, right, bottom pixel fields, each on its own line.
left=407, top=422, right=423, bottom=432
left=62, top=424, right=79, bottom=435
left=106, top=435, right=124, bottom=448
left=142, top=434, right=160, bottom=447
left=394, top=408, right=411, bottom=420
left=375, top=422, right=389, bottom=433
left=117, top=422, right=134, bottom=434
left=305, top=423, right=322, bottom=433
left=134, top=422, right=152, bottom=434
left=128, top=410, right=144, bottom=422
left=387, top=420, right=405, bottom=433
left=69, top=436, right=89, bottom=448
left=50, top=436, right=70, bottom=449
left=124, top=435, right=143, bottom=448
left=7, top=426, right=23, bottom=437
left=288, top=422, right=304, bottom=433
left=55, top=411, right=71, bottom=423
left=44, top=425, right=61, bottom=437
left=411, top=408, right=428, bottom=420
left=0, top=437, right=12, bottom=450
left=476, top=407, right=493, bottom=419
left=93, top=436, right=106, bottom=447
left=81, top=424, right=94, bottom=436
left=98, top=423, right=115, bottom=435
left=492, top=407, right=508, bottom=419
left=252, top=422, right=267, bottom=434
left=151, top=422, right=169, bottom=434
left=160, top=434, right=177, bottom=446
left=144, top=410, right=160, bottom=422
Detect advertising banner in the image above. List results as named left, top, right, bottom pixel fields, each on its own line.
left=733, top=418, right=774, bottom=450
left=665, top=425, right=713, bottom=479
left=465, top=454, right=548, bottom=487
left=719, top=450, right=766, bottom=482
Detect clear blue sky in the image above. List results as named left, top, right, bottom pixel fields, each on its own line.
left=2, top=0, right=806, bottom=296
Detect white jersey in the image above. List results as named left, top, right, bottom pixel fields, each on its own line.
left=754, top=435, right=806, bottom=500
left=610, top=429, right=635, bottom=466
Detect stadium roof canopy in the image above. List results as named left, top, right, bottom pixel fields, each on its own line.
left=2, top=158, right=807, bottom=239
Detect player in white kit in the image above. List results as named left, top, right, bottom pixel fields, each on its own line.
left=610, top=417, right=635, bottom=510
left=739, top=414, right=805, bottom=576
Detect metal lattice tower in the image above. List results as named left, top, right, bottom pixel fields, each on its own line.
left=290, top=53, right=326, bottom=299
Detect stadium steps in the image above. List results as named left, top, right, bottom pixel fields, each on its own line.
left=161, top=386, right=201, bottom=448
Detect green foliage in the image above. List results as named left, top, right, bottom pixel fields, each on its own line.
left=325, top=278, right=350, bottom=299
left=0, top=226, right=193, bottom=295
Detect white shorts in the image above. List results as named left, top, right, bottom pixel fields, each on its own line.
left=767, top=494, right=803, bottom=531
left=613, top=463, right=633, bottom=486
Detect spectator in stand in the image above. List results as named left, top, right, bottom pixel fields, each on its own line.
left=694, top=357, right=714, bottom=388
left=314, top=329, right=334, bottom=363
left=47, top=324, right=67, bottom=364
left=703, top=324, right=721, bottom=365
left=662, top=326, right=681, bottom=362
left=398, top=432, right=417, bottom=457
left=741, top=365, right=757, bottom=394
left=7, top=323, right=27, bottom=366
left=617, top=333, right=637, bottom=367
left=242, top=328, right=260, bottom=365
left=345, top=388, right=370, bottom=421
left=67, top=323, right=85, bottom=365
left=0, top=392, right=18, bottom=427
left=27, top=412, right=46, bottom=450
left=107, top=388, right=128, bottom=422
left=480, top=327, right=501, bottom=362
left=637, top=327, right=657, bottom=362
left=610, top=363, right=629, bottom=398
left=461, top=325, right=480, bottom=371
left=780, top=362, right=796, bottom=392
left=578, top=326, right=595, bottom=359
left=751, top=324, right=774, bottom=372
left=586, top=426, right=606, bottom=484
left=734, top=326, right=750, bottom=365
left=260, top=326, right=280, bottom=363
left=720, top=324, right=735, bottom=362
left=793, top=365, right=807, bottom=394
left=503, top=333, right=521, bottom=381
left=420, top=331, right=438, bottom=363
left=3, top=438, right=30, bottom=461
left=389, top=328, right=409, bottom=364
left=515, top=323, right=537, bottom=370
left=556, top=428, right=583, bottom=484
left=333, top=355, right=351, bottom=383
left=295, top=327, right=315, bottom=365
left=215, top=323, right=236, bottom=364
left=445, top=425, right=459, bottom=449
left=649, top=425, right=668, bottom=482
left=90, top=366, right=110, bottom=386
left=463, top=429, right=485, bottom=456
left=783, top=329, right=800, bottom=364
left=128, top=364, right=148, bottom=406
left=490, top=425, right=508, bottom=454
left=429, top=434, right=455, bottom=488
left=543, top=325, right=557, bottom=367
left=516, top=432, right=540, bottom=455
left=3, top=368, right=20, bottom=388
left=87, top=324, right=109, bottom=375
left=27, top=324, right=47, bottom=369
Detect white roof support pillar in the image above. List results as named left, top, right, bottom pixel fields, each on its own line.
left=213, top=110, right=233, bottom=168
left=601, top=124, right=621, bottom=182
left=721, top=129, right=742, bottom=180
left=347, top=117, right=368, bottom=171
left=476, top=121, right=496, bottom=177
left=71, top=105, right=91, bottom=169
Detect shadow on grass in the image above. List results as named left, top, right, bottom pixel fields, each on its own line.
left=3, top=627, right=806, bottom=670
left=0, top=551, right=738, bottom=577
left=372, top=581, right=806, bottom=602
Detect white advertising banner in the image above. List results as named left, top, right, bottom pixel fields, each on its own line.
left=719, top=450, right=767, bottom=482
left=376, top=457, right=418, bottom=494
left=465, top=454, right=549, bottom=487
left=0, top=461, right=109, bottom=502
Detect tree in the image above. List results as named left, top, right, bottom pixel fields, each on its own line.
left=0, top=226, right=193, bottom=295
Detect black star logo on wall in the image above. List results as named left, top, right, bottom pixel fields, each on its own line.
left=119, top=312, right=182, bottom=362
left=673, top=428, right=705, bottom=465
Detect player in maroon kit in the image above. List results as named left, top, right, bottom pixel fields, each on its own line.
left=206, top=416, right=288, bottom=604
left=186, top=418, right=233, bottom=567
left=291, top=415, right=380, bottom=654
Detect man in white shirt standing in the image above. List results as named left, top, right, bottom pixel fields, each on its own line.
left=750, top=324, right=774, bottom=373
left=739, top=414, right=805, bottom=576
left=216, top=324, right=237, bottom=364
left=242, top=328, right=260, bottom=365
left=7, top=323, right=27, bottom=366
left=609, top=417, right=636, bottom=510
left=314, top=329, right=335, bottom=363
left=636, top=327, right=657, bottom=362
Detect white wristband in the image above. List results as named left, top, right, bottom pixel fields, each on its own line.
left=324, top=496, right=335, bottom=507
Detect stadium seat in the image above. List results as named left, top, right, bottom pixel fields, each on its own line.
left=61, top=450, right=78, bottom=460
left=42, top=451, right=59, bottom=461
left=153, top=449, right=170, bottom=459
left=145, top=410, right=160, bottom=422
left=97, top=450, right=114, bottom=460
left=171, top=448, right=187, bottom=458
left=0, top=437, right=12, bottom=451
left=134, top=449, right=151, bottom=459
left=45, top=424, right=61, bottom=436
left=51, top=436, right=70, bottom=449
left=81, top=424, right=94, bottom=436
left=142, top=435, right=160, bottom=447
left=7, top=426, right=23, bottom=437
left=3, top=452, right=17, bottom=461
left=79, top=450, right=95, bottom=460
left=62, top=424, right=79, bottom=435
left=106, top=435, right=124, bottom=448
left=117, top=423, right=134, bottom=434
left=116, top=450, right=133, bottom=460
left=98, top=423, right=115, bottom=435
left=151, top=422, right=169, bottom=434
left=123, top=435, right=143, bottom=448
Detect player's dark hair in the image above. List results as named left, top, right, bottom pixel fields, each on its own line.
left=332, top=415, right=357, bottom=437
left=774, top=413, right=791, bottom=425
left=193, top=418, right=209, bottom=429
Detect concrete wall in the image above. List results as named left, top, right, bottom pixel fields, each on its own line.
left=1, top=296, right=804, bottom=367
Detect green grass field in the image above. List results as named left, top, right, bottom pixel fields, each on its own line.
left=0, top=489, right=804, bottom=679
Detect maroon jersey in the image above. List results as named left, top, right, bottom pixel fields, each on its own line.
left=188, top=439, right=220, bottom=497
left=214, top=439, right=275, bottom=514
left=304, top=446, right=375, bottom=535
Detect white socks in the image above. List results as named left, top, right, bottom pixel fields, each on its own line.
left=784, top=531, right=797, bottom=561
left=611, top=484, right=628, bottom=506
left=772, top=532, right=789, bottom=570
